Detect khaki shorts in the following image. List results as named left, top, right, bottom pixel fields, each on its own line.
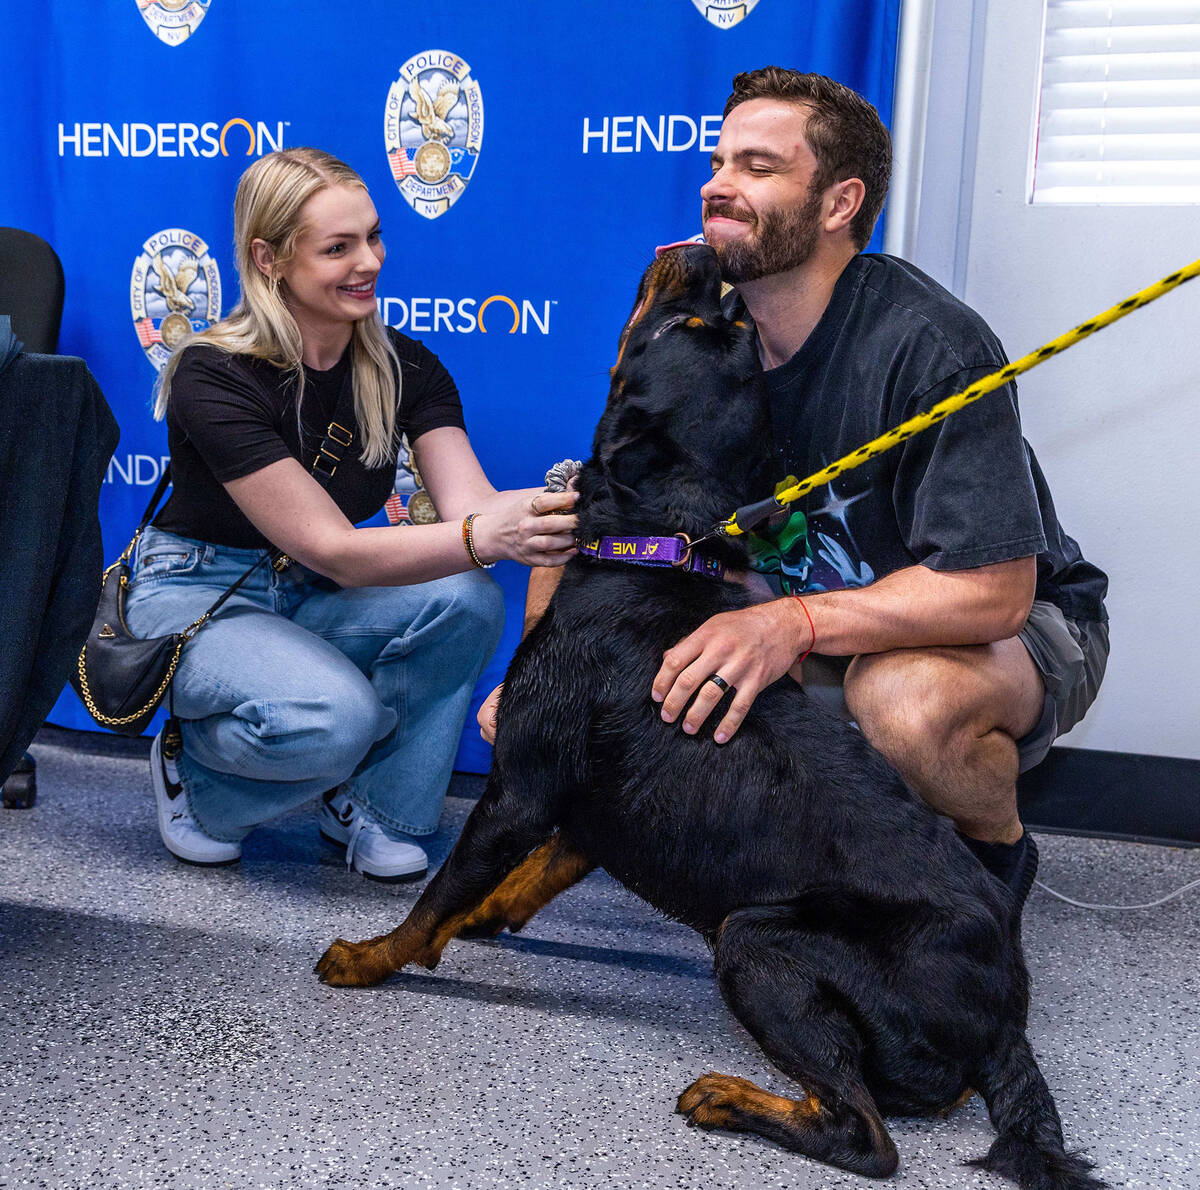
left=800, top=600, right=1109, bottom=775
left=1014, top=601, right=1108, bottom=772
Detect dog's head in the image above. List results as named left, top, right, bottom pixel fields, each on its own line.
left=577, top=244, right=776, bottom=564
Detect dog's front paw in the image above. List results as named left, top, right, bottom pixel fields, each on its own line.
left=315, top=936, right=399, bottom=987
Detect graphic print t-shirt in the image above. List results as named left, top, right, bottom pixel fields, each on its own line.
left=730, top=254, right=1107, bottom=623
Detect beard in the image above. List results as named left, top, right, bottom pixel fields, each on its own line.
left=704, top=182, right=824, bottom=284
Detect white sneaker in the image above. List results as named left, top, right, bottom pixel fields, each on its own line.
left=319, top=788, right=428, bottom=881
left=151, top=721, right=241, bottom=866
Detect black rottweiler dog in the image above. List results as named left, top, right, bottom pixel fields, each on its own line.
left=318, top=245, right=1102, bottom=1189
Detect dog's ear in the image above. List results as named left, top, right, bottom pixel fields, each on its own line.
left=584, top=397, right=681, bottom=515
left=575, top=441, right=642, bottom=530
left=597, top=404, right=672, bottom=479
left=606, top=434, right=675, bottom=498
left=614, top=340, right=700, bottom=420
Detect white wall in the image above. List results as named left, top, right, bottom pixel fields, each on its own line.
left=902, top=0, right=1200, bottom=761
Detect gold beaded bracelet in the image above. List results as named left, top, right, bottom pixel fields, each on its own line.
left=461, top=513, right=492, bottom=569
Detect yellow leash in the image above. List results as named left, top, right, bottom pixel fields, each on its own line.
left=717, top=256, right=1200, bottom=538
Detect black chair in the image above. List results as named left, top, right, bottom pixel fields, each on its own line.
left=0, top=230, right=68, bottom=808
left=0, top=228, right=65, bottom=354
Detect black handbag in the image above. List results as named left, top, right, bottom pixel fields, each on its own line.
left=72, top=380, right=359, bottom=736
left=72, top=571, right=187, bottom=736
left=71, top=470, right=268, bottom=736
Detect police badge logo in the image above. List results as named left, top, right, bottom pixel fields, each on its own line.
left=135, top=0, right=211, bottom=47
left=384, top=435, right=440, bottom=526
left=691, top=0, right=760, bottom=29
left=130, top=229, right=221, bottom=371
left=385, top=50, right=484, bottom=220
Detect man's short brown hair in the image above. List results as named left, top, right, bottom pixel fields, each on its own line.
left=724, top=67, right=892, bottom=250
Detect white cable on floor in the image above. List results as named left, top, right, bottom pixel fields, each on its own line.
left=1033, top=875, right=1200, bottom=911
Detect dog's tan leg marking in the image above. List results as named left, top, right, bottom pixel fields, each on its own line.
left=317, top=898, right=500, bottom=987
left=938, top=1087, right=976, bottom=1117
left=316, top=839, right=593, bottom=986
left=456, top=834, right=594, bottom=939
left=677, top=1073, right=823, bottom=1132
left=677, top=1072, right=897, bottom=1175
left=318, top=888, right=491, bottom=986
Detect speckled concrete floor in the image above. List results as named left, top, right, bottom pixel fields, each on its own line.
left=1, top=733, right=1197, bottom=1190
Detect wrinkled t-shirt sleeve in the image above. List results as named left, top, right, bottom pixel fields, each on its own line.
left=892, top=365, right=1047, bottom=571
left=169, top=347, right=294, bottom=483
left=392, top=332, right=466, bottom=440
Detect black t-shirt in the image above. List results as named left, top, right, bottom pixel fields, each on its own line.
left=153, top=328, right=464, bottom=549
left=732, top=254, right=1107, bottom=623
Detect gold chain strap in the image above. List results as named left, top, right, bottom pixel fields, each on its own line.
left=74, top=638, right=184, bottom=727
left=82, top=408, right=353, bottom=728
left=76, top=546, right=206, bottom=727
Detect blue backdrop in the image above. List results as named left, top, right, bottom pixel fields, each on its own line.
left=0, top=0, right=899, bottom=771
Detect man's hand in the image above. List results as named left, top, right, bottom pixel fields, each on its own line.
left=651, top=599, right=813, bottom=743
left=477, top=683, right=502, bottom=744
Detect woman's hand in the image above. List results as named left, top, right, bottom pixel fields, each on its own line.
left=470, top=488, right=578, bottom=567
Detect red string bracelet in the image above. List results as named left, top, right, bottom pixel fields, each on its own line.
left=792, top=593, right=815, bottom=664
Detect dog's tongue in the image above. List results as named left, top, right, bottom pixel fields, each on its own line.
left=656, top=239, right=704, bottom=256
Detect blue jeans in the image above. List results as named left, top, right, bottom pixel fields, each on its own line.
left=124, top=527, right=504, bottom=843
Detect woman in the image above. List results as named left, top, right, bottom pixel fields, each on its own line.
left=125, top=148, right=576, bottom=880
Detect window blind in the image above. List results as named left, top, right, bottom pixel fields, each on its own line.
left=1032, top=0, right=1200, bottom=203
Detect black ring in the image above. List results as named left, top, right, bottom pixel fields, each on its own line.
left=705, top=673, right=731, bottom=693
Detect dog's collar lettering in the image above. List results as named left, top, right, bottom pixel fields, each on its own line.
left=578, top=535, right=726, bottom=580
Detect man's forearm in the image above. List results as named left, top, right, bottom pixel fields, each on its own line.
left=800, top=557, right=1036, bottom=657
left=523, top=565, right=564, bottom=636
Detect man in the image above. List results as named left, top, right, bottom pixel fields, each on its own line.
left=485, top=68, right=1108, bottom=907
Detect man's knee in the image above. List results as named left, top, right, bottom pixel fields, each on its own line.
left=844, top=649, right=969, bottom=758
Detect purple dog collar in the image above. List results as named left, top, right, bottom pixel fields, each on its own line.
left=578, top=534, right=726, bottom=580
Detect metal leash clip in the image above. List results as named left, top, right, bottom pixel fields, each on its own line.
left=669, top=532, right=694, bottom=568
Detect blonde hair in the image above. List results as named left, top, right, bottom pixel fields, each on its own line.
left=155, top=147, right=400, bottom=468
